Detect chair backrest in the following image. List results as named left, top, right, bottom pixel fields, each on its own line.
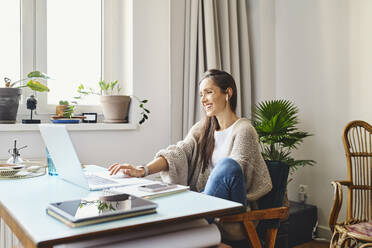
left=343, top=120, right=372, bottom=222
left=257, top=160, right=289, bottom=231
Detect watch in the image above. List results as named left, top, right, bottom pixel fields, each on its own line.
left=137, top=165, right=149, bottom=177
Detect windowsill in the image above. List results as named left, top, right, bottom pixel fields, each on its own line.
left=0, top=123, right=137, bottom=132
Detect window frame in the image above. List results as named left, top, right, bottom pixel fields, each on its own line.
left=17, top=0, right=133, bottom=119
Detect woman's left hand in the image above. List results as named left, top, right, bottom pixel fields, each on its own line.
left=108, top=163, right=145, bottom=177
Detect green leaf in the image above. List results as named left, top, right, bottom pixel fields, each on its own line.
left=27, top=71, right=50, bottom=79
left=140, top=104, right=143, bottom=108
left=142, top=100, right=148, bottom=103
left=26, top=80, right=50, bottom=92
left=110, top=80, right=118, bottom=90
left=99, top=80, right=107, bottom=91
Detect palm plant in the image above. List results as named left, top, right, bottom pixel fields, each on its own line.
left=252, top=99, right=315, bottom=171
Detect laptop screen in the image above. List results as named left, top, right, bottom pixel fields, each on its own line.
left=39, top=124, right=89, bottom=189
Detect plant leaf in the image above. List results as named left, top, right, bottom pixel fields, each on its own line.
left=26, top=80, right=50, bottom=92
left=27, top=71, right=50, bottom=79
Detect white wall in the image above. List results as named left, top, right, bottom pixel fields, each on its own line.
left=0, top=0, right=170, bottom=168
left=273, top=0, right=372, bottom=238
left=248, top=0, right=276, bottom=103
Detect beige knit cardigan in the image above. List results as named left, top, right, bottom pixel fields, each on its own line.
left=156, top=118, right=272, bottom=201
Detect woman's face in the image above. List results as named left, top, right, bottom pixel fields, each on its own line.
left=199, top=78, right=228, bottom=117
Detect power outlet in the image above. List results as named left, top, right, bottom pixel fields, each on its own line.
left=299, top=184, right=308, bottom=194
left=298, top=184, right=308, bottom=203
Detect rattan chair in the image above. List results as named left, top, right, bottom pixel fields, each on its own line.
left=329, top=120, right=372, bottom=247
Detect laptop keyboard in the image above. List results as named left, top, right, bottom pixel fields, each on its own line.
left=86, top=175, right=118, bottom=185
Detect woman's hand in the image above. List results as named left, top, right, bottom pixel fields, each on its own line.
left=108, top=163, right=145, bottom=178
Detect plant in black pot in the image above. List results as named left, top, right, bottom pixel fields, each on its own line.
left=1, top=71, right=50, bottom=124
left=252, top=100, right=315, bottom=205
left=252, top=99, right=315, bottom=173
left=252, top=99, right=315, bottom=243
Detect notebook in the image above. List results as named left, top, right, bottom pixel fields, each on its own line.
left=39, top=124, right=144, bottom=191
left=47, top=193, right=157, bottom=227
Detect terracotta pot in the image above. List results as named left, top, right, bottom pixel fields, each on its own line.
left=100, top=95, right=131, bottom=123
left=0, top=88, right=22, bottom=124
left=56, top=105, right=68, bottom=117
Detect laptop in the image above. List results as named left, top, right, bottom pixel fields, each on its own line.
left=39, top=124, right=143, bottom=191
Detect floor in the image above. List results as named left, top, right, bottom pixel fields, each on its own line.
left=294, top=240, right=329, bottom=248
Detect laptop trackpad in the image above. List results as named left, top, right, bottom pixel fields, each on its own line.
left=86, top=174, right=118, bottom=185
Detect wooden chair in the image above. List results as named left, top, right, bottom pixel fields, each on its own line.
left=220, top=161, right=289, bottom=248
left=329, top=120, right=372, bottom=247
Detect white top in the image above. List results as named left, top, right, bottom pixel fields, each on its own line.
left=211, top=120, right=238, bottom=167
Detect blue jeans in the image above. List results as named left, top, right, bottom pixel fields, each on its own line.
left=203, top=158, right=247, bottom=208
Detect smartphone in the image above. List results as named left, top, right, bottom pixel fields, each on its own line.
left=138, top=183, right=177, bottom=192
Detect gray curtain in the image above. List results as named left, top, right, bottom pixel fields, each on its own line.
left=170, top=0, right=251, bottom=143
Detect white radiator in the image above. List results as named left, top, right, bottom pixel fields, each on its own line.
left=0, top=218, right=22, bottom=248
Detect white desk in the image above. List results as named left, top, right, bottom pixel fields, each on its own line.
left=0, top=166, right=243, bottom=248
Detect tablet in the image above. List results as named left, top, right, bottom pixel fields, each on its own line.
left=47, top=193, right=157, bottom=226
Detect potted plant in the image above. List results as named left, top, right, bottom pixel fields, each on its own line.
left=56, top=100, right=76, bottom=118
left=76, top=80, right=149, bottom=124
left=0, top=71, right=50, bottom=124
left=252, top=99, right=315, bottom=207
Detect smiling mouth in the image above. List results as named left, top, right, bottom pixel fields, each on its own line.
left=204, top=104, right=213, bottom=111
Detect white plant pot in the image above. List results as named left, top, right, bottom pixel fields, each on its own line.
left=100, top=95, right=131, bottom=123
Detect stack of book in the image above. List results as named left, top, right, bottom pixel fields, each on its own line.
left=47, top=193, right=158, bottom=227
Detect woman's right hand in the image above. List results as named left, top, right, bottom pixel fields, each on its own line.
left=108, top=163, right=145, bottom=178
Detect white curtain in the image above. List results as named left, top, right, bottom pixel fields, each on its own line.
left=170, top=0, right=252, bottom=143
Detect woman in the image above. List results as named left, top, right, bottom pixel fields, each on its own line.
left=109, top=69, right=272, bottom=207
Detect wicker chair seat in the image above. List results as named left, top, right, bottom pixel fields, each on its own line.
left=344, top=221, right=372, bottom=241
left=332, top=223, right=372, bottom=247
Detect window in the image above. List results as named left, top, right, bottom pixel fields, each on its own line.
left=0, top=0, right=20, bottom=86
left=4, top=0, right=132, bottom=117
left=46, top=0, right=101, bottom=106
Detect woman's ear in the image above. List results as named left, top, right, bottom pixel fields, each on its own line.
left=226, top=88, right=233, bottom=100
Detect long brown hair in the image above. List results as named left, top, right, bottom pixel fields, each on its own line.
left=198, top=69, right=237, bottom=173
